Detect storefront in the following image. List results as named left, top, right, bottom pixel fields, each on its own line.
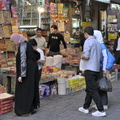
left=0, top=0, right=120, bottom=115
left=0, top=0, right=85, bottom=97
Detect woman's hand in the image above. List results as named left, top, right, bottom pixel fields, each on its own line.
left=103, top=71, right=107, bottom=77
left=18, top=77, right=22, bottom=82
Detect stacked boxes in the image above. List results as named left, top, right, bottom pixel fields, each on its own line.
left=0, top=93, right=14, bottom=114
left=67, top=76, right=86, bottom=93
left=58, top=75, right=86, bottom=94
left=57, top=76, right=86, bottom=95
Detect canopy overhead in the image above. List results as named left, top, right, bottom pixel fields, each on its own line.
left=111, top=0, right=120, bottom=4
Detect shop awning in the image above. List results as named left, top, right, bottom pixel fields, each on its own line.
left=111, top=0, right=120, bottom=4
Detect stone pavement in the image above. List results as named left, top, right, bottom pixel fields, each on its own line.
left=1, top=80, right=120, bottom=120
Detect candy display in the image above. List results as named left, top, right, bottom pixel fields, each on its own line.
left=3, top=11, right=11, bottom=23
left=3, top=24, right=12, bottom=38
left=5, top=39, right=15, bottom=51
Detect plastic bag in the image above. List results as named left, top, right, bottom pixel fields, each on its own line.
left=79, top=59, right=86, bottom=71
left=98, top=77, right=112, bottom=92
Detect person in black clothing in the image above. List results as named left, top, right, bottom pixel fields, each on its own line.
left=47, top=25, right=67, bottom=56
left=10, top=33, right=40, bottom=116
left=80, top=32, right=85, bottom=51
left=113, top=32, right=120, bottom=64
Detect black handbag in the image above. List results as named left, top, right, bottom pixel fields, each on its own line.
left=98, top=77, right=112, bottom=92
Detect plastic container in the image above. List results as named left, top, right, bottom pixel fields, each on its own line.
left=57, top=78, right=66, bottom=95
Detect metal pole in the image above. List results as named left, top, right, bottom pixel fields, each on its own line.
left=39, top=12, right=41, bottom=28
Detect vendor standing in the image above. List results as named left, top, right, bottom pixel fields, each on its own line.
left=31, top=28, right=47, bottom=51
left=47, top=25, right=67, bottom=56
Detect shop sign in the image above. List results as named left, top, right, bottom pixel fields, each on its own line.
left=95, top=0, right=110, bottom=3
left=82, top=22, right=92, bottom=30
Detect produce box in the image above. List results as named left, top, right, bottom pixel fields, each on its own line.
left=0, top=93, right=14, bottom=114
left=0, top=107, right=13, bottom=114
left=68, top=76, right=86, bottom=92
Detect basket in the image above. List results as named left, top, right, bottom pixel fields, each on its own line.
left=0, top=85, right=7, bottom=93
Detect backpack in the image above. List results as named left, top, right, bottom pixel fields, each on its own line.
left=101, top=43, right=116, bottom=70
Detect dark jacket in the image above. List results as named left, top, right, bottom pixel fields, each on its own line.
left=113, top=37, right=119, bottom=53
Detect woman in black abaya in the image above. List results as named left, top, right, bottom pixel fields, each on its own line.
left=10, top=33, right=40, bottom=116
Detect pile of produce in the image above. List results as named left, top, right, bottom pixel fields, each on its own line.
left=60, top=47, right=81, bottom=65
left=60, top=47, right=81, bottom=57
left=51, top=70, right=75, bottom=78
left=42, top=66, right=75, bottom=79
left=42, top=66, right=60, bottom=73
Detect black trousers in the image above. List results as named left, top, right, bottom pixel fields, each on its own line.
left=83, top=70, right=104, bottom=111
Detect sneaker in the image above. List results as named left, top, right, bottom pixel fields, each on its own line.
left=103, top=105, right=108, bottom=110
left=92, top=110, right=106, bottom=117
left=78, top=107, right=89, bottom=114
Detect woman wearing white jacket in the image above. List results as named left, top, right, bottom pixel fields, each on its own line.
left=94, top=30, right=108, bottom=110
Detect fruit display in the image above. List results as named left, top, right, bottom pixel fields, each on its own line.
left=63, top=57, right=80, bottom=65
left=60, top=47, right=81, bottom=57
left=60, top=47, right=81, bottom=65
left=42, top=66, right=60, bottom=73
left=51, top=70, right=76, bottom=78
left=41, top=65, right=76, bottom=82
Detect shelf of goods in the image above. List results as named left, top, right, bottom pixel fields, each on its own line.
left=0, top=10, right=15, bottom=62
left=60, top=47, right=81, bottom=66
left=18, top=5, right=50, bottom=39
left=107, top=15, right=118, bottom=51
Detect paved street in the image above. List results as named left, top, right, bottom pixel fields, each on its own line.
left=0, top=80, right=120, bottom=120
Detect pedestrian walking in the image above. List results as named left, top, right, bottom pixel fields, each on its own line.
left=78, top=27, right=106, bottom=117
left=94, top=30, right=108, bottom=110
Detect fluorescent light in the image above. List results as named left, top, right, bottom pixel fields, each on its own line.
left=72, top=18, right=77, bottom=20
left=38, top=7, right=44, bottom=13
left=19, top=25, right=37, bottom=28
